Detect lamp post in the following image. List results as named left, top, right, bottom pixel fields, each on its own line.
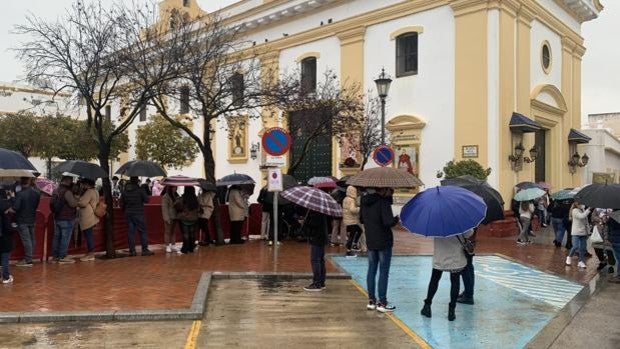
left=374, top=68, right=392, bottom=144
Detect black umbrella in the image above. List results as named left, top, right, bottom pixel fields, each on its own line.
left=0, top=148, right=37, bottom=171
left=216, top=173, right=255, bottom=186
left=259, top=174, right=299, bottom=205
left=515, top=181, right=542, bottom=190
left=441, top=176, right=505, bottom=224
left=198, top=179, right=217, bottom=192
left=574, top=183, right=620, bottom=209
left=116, top=160, right=166, bottom=177
left=54, top=160, right=107, bottom=179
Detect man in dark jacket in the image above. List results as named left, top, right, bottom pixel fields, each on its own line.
left=120, top=177, right=153, bottom=256
left=361, top=187, right=399, bottom=313
left=300, top=209, right=329, bottom=291
left=50, top=176, right=79, bottom=264
left=1, top=188, right=15, bottom=283
left=607, top=211, right=620, bottom=283
left=6, top=177, right=41, bottom=267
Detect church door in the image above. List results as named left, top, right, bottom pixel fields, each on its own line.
left=288, top=109, right=332, bottom=183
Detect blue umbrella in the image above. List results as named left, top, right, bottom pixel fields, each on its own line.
left=514, top=187, right=546, bottom=202
left=550, top=189, right=575, bottom=201
left=400, top=186, right=487, bottom=237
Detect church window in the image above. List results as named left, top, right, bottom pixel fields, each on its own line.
left=396, top=32, right=418, bottom=77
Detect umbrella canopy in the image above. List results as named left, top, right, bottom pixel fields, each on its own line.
left=216, top=173, right=255, bottom=186
left=550, top=189, right=575, bottom=201
left=0, top=169, right=36, bottom=179
left=35, top=178, right=58, bottom=196
left=537, top=181, right=552, bottom=190
left=260, top=174, right=299, bottom=205
left=54, top=160, right=107, bottom=179
left=513, top=187, right=546, bottom=202
left=401, top=186, right=487, bottom=237
left=0, top=148, right=37, bottom=171
left=347, top=167, right=424, bottom=188
left=308, top=176, right=336, bottom=186
left=515, top=181, right=542, bottom=190
left=198, top=179, right=217, bottom=192
left=161, top=175, right=200, bottom=187
left=116, top=160, right=167, bottom=177
left=281, top=186, right=342, bottom=217
left=441, top=176, right=505, bottom=224
left=574, top=183, right=620, bottom=209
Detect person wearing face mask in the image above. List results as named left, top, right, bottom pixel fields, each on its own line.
left=566, top=201, right=591, bottom=269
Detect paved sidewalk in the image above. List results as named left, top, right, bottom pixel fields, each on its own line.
left=0, top=227, right=599, bottom=314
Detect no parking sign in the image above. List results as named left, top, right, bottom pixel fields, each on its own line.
left=373, top=145, right=394, bottom=167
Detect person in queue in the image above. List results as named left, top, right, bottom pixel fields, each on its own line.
left=175, top=186, right=201, bottom=254
left=227, top=185, right=247, bottom=244
left=361, top=187, right=399, bottom=313
left=50, top=176, right=78, bottom=264
left=119, top=176, right=153, bottom=256
left=161, top=185, right=180, bottom=253
left=565, top=200, right=591, bottom=269
left=76, top=178, right=99, bottom=261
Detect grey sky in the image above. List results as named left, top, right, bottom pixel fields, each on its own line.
left=0, top=0, right=617, bottom=120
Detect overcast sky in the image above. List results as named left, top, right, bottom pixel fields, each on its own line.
left=0, top=0, right=617, bottom=120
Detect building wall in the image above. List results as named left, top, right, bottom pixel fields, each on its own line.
left=581, top=128, right=620, bottom=184
left=530, top=19, right=562, bottom=91
left=588, top=112, right=620, bottom=138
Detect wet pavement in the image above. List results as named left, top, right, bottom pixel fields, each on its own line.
left=0, top=226, right=613, bottom=348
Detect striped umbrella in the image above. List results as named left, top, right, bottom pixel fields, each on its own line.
left=347, top=167, right=423, bottom=188
left=160, top=175, right=200, bottom=187
left=281, top=186, right=342, bottom=217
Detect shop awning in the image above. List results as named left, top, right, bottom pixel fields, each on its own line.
left=509, top=112, right=541, bottom=133
left=568, top=128, right=591, bottom=144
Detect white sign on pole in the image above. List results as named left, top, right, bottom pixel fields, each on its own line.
left=265, top=155, right=286, bottom=167
left=268, top=168, right=283, bottom=192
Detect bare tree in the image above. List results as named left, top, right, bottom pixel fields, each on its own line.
left=350, top=94, right=384, bottom=169
left=14, top=0, right=185, bottom=257
left=277, top=70, right=364, bottom=176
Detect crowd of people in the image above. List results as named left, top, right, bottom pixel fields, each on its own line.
left=2, top=174, right=619, bottom=323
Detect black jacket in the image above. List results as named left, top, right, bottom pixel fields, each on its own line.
left=0, top=198, right=14, bottom=253
left=12, top=187, right=40, bottom=225
left=608, top=213, right=620, bottom=244
left=120, top=182, right=149, bottom=216
left=305, top=210, right=329, bottom=246
left=549, top=199, right=572, bottom=219
left=360, top=193, right=398, bottom=250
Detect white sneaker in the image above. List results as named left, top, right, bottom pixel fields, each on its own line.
left=578, top=261, right=587, bottom=269
left=565, top=256, right=572, bottom=266
left=2, top=275, right=13, bottom=284
left=165, top=245, right=172, bottom=253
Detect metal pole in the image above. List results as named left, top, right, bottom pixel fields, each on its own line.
left=380, top=97, right=386, bottom=144
left=273, top=187, right=279, bottom=266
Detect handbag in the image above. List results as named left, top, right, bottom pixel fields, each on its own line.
left=457, top=235, right=476, bottom=256
left=590, top=225, right=604, bottom=244
left=93, top=200, right=107, bottom=218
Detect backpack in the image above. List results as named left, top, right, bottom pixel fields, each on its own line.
left=50, top=190, right=65, bottom=217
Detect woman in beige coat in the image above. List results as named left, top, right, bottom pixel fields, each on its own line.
left=197, top=189, right=215, bottom=245
left=77, top=178, right=99, bottom=261
left=343, top=186, right=362, bottom=256
left=227, top=185, right=247, bottom=244
left=161, top=186, right=180, bottom=253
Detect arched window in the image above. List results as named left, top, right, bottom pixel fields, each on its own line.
left=300, top=57, right=317, bottom=94
left=396, top=32, right=418, bottom=77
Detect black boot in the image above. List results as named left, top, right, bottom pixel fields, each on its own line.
left=421, top=299, right=432, bottom=318
left=448, top=304, right=456, bottom=321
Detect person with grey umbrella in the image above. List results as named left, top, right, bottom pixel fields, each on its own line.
left=119, top=177, right=153, bottom=256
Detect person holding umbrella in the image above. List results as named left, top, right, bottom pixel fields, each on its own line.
left=119, top=176, right=153, bottom=256
left=175, top=186, right=201, bottom=254
left=566, top=200, right=591, bottom=269
left=361, top=187, right=399, bottom=313
left=197, top=182, right=216, bottom=246
left=76, top=178, right=99, bottom=261
left=227, top=185, right=247, bottom=244
left=518, top=201, right=535, bottom=245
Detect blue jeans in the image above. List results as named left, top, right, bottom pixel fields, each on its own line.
left=82, top=227, right=94, bottom=252
left=126, top=214, right=149, bottom=251
left=52, top=220, right=74, bottom=259
left=568, top=235, right=588, bottom=262
left=1, top=252, right=10, bottom=280
left=367, top=248, right=392, bottom=304
left=310, top=244, right=326, bottom=286
left=17, top=224, right=35, bottom=263
left=611, top=242, right=620, bottom=277
left=551, top=218, right=566, bottom=244
left=461, top=253, right=475, bottom=299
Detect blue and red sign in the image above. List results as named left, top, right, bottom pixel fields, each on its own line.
left=261, top=127, right=292, bottom=156
left=373, top=145, right=394, bottom=167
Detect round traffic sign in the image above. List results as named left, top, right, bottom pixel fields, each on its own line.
left=262, top=127, right=292, bottom=156
left=373, top=145, right=394, bottom=167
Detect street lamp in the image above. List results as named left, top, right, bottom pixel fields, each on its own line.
left=374, top=68, right=392, bottom=144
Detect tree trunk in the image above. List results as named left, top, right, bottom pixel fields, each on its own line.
left=46, top=157, right=52, bottom=178
left=201, top=144, right=225, bottom=245
left=98, top=148, right=116, bottom=258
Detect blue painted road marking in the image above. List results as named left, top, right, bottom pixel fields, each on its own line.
left=332, top=255, right=584, bottom=349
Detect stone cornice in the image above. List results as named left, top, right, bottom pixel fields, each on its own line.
left=449, top=0, right=489, bottom=17
left=336, top=26, right=366, bottom=46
